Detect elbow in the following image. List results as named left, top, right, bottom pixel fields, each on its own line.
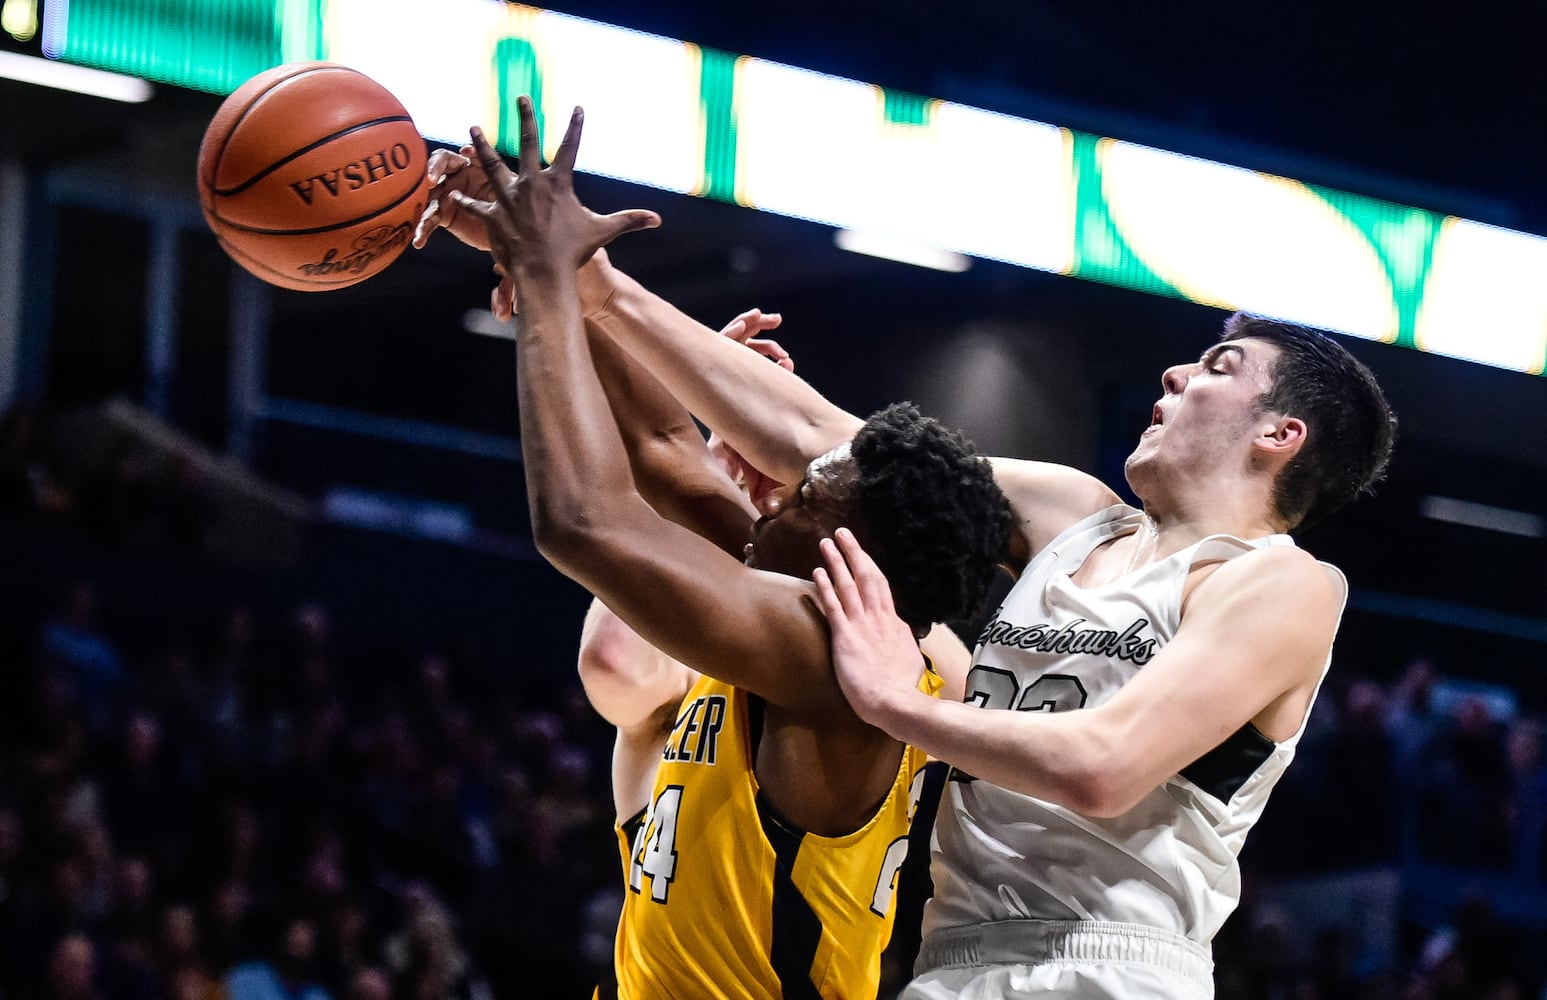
left=528, top=500, right=596, bottom=567
left=1056, top=738, right=1141, bottom=819
left=576, top=640, right=620, bottom=694
left=1066, top=768, right=1141, bottom=819
left=577, top=616, right=635, bottom=688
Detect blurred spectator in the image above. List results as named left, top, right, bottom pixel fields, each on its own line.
left=1503, top=717, right=1547, bottom=881
left=45, top=933, right=100, bottom=1000
left=382, top=887, right=489, bottom=1000
left=1320, top=680, right=1400, bottom=867
left=0, top=401, right=68, bottom=517
left=225, top=915, right=332, bottom=1000
left=1387, top=658, right=1444, bottom=776
left=347, top=967, right=391, bottom=1000
left=1417, top=696, right=1513, bottom=867
left=38, top=581, right=125, bottom=733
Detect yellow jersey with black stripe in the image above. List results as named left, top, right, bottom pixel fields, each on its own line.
left=606, top=667, right=942, bottom=999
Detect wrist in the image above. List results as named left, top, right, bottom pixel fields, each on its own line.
left=578, top=254, right=621, bottom=319
left=855, top=674, right=926, bottom=735
left=510, top=258, right=568, bottom=284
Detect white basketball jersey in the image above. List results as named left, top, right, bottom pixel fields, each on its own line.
left=925, top=504, right=1345, bottom=947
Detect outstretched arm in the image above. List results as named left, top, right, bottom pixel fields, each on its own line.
left=581, top=265, right=758, bottom=557
left=587, top=265, right=862, bottom=485
left=454, top=100, right=843, bottom=716
left=814, top=528, right=1342, bottom=817
left=417, top=146, right=1116, bottom=572
left=416, top=143, right=859, bottom=484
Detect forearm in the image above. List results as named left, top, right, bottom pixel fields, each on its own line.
left=583, top=309, right=753, bottom=556
left=589, top=267, right=863, bottom=482
left=863, top=689, right=1123, bottom=817
left=512, top=262, right=637, bottom=559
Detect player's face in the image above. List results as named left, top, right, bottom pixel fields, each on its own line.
left=743, top=443, right=860, bottom=577
left=1125, top=337, right=1284, bottom=489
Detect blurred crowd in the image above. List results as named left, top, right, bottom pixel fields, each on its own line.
left=1, top=580, right=622, bottom=1000
left=6, top=577, right=1546, bottom=999
left=1213, top=657, right=1547, bottom=1000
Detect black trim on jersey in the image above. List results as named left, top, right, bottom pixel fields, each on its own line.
left=747, top=693, right=766, bottom=755
left=755, top=789, right=825, bottom=1000
left=881, top=759, right=948, bottom=972
left=619, top=807, right=647, bottom=839
left=1180, top=722, right=1274, bottom=802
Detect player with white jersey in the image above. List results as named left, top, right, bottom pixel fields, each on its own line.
left=909, top=510, right=1341, bottom=998
left=806, top=317, right=1394, bottom=998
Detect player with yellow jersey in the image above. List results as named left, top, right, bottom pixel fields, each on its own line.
left=606, top=654, right=944, bottom=999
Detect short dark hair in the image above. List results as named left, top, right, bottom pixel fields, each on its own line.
left=849, top=402, right=1011, bottom=630
left=1222, top=313, right=1397, bottom=530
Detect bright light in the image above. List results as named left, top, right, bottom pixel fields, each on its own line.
left=1416, top=219, right=1547, bottom=374
left=1419, top=496, right=1544, bottom=538
left=2, top=0, right=38, bottom=42
left=1099, top=140, right=1397, bottom=340
left=834, top=229, right=971, bottom=272
left=0, top=50, right=152, bottom=102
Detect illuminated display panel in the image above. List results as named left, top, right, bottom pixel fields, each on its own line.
left=40, top=0, right=1547, bottom=376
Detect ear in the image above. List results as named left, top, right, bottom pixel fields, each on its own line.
left=1254, top=415, right=1307, bottom=461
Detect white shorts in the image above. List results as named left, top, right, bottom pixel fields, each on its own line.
left=903, top=919, right=1214, bottom=1000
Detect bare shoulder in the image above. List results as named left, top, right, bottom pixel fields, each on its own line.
left=988, top=458, right=1123, bottom=566
left=1185, top=545, right=1346, bottom=624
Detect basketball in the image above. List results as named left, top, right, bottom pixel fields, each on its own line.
left=196, top=62, right=429, bottom=292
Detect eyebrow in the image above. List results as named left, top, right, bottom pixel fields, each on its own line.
left=1200, top=343, right=1246, bottom=367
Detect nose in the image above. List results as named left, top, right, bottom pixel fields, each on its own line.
left=1161, top=362, right=1194, bottom=395
left=759, top=485, right=794, bottom=518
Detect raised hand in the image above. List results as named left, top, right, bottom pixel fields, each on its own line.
left=812, top=528, right=925, bottom=727
left=413, top=145, right=495, bottom=252
left=705, top=308, right=791, bottom=509
left=718, top=308, right=792, bottom=372
left=448, top=97, right=660, bottom=277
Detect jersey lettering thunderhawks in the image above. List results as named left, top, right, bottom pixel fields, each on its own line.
left=607, top=668, right=941, bottom=999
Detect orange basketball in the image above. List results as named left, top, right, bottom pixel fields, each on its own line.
left=197, top=62, right=429, bottom=291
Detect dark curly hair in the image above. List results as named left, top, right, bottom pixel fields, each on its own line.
left=848, top=402, right=1012, bottom=631
left=1222, top=313, right=1397, bottom=530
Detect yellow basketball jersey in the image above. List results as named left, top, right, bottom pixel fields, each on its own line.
left=605, top=668, right=941, bottom=999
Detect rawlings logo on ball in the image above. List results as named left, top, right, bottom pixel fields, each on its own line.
left=297, top=218, right=416, bottom=277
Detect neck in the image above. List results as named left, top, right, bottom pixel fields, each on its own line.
left=1135, top=486, right=1287, bottom=563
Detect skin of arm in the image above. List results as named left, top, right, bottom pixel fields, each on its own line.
left=581, top=274, right=759, bottom=558
left=813, top=528, right=1343, bottom=818
left=585, top=264, right=862, bottom=486
left=417, top=145, right=1118, bottom=571
left=577, top=598, right=698, bottom=820
left=417, top=148, right=787, bottom=557
left=455, top=105, right=851, bottom=720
